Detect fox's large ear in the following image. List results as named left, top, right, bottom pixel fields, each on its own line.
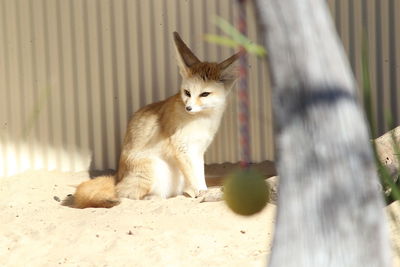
left=218, top=52, right=241, bottom=71
left=173, top=32, right=200, bottom=77
left=219, top=52, right=241, bottom=88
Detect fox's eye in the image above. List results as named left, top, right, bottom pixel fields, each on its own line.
left=184, top=90, right=191, bottom=97
left=199, top=92, right=211, bottom=97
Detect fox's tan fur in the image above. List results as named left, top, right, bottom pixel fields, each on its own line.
left=72, top=32, right=239, bottom=208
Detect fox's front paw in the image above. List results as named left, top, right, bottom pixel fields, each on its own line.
left=183, top=187, right=200, bottom=198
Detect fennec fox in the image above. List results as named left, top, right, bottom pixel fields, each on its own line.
left=72, top=32, right=239, bottom=208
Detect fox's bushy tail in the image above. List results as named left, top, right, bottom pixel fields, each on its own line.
left=71, top=176, right=120, bottom=209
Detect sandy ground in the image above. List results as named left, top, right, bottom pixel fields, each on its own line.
left=0, top=169, right=275, bottom=267
left=1, top=163, right=400, bottom=267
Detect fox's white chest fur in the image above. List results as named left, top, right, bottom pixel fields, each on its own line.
left=180, top=110, right=225, bottom=153
left=151, top=109, right=225, bottom=198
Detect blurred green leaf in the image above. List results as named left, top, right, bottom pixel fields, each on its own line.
left=214, top=16, right=249, bottom=45
left=205, top=16, right=267, bottom=57
left=204, top=34, right=238, bottom=49
left=245, top=44, right=267, bottom=57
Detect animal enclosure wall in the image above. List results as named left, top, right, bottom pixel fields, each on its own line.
left=0, top=0, right=399, bottom=177
left=0, top=0, right=273, bottom=177
left=327, top=0, right=400, bottom=137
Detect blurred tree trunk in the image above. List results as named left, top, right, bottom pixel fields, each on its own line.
left=253, top=0, right=390, bottom=266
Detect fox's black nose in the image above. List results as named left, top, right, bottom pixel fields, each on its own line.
left=186, top=106, right=192, bottom=111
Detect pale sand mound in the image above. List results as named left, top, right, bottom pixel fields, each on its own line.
left=0, top=170, right=275, bottom=267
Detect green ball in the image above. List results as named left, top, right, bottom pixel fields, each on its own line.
left=223, top=168, right=269, bottom=216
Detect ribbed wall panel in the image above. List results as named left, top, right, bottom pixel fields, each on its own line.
left=0, top=0, right=273, bottom=177
left=1, top=0, right=399, bottom=177
left=328, top=0, right=400, bottom=136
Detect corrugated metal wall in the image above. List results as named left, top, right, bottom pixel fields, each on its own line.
left=327, top=0, right=400, bottom=136
left=1, top=0, right=399, bottom=177
left=0, top=0, right=273, bottom=177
